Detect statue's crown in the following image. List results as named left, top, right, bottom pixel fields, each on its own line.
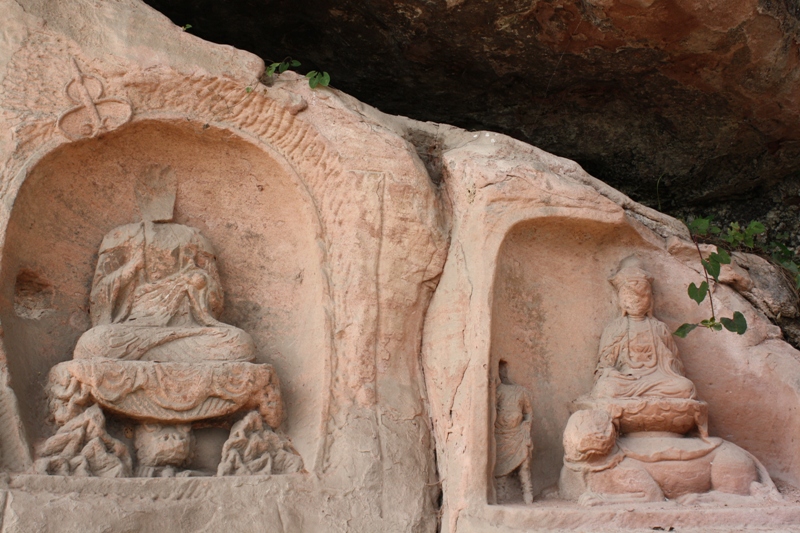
left=609, top=256, right=653, bottom=289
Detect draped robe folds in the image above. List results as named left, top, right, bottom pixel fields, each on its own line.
left=494, top=383, right=533, bottom=477
left=591, top=316, right=696, bottom=400
left=74, top=222, right=255, bottom=362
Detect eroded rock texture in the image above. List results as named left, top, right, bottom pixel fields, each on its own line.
left=3, top=1, right=800, bottom=532
left=144, top=0, right=800, bottom=219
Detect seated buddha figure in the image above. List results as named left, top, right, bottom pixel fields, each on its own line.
left=590, top=260, right=695, bottom=401
left=73, top=178, right=255, bottom=363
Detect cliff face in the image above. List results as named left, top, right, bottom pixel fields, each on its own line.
left=4, top=1, right=800, bottom=531
left=145, top=0, right=800, bottom=217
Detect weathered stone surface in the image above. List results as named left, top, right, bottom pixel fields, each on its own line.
left=731, top=251, right=800, bottom=320
left=0, top=0, right=444, bottom=529
left=3, top=1, right=800, bottom=532
left=419, top=127, right=800, bottom=530
left=558, top=260, right=777, bottom=506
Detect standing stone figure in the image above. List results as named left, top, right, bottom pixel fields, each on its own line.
left=494, top=360, right=534, bottom=504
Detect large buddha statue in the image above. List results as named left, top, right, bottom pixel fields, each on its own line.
left=73, top=172, right=255, bottom=363
left=36, top=169, right=301, bottom=478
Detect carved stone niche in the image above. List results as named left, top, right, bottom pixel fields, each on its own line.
left=485, top=216, right=800, bottom=526
left=490, top=219, right=663, bottom=503
left=0, top=119, right=328, bottom=477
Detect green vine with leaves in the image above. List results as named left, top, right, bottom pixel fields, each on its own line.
left=674, top=217, right=747, bottom=338
left=674, top=215, right=800, bottom=337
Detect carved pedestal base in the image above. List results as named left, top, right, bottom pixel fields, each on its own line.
left=47, top=359, right=284, bottom=428
left=558, top=409, right=777, bottom=506
left=573, top=396, right=709, bottom=437
left=134, top=423, right=195, bottom=477
left=34, top=405, right=132, bottom=478
left=36, top=359, right=302, bottom=477
left=217, top=411, right=304, bottom=476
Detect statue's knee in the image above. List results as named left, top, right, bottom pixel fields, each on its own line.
left=222, top=328, right=256, bottom=359
left=73, top=325, right=115, bottom=359
left=711, top=444, right=758, bottom=495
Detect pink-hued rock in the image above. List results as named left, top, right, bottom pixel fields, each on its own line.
left=558, top=409, right=775, bottom=506
left=558, top=260, right=777, bottom=506
left=1, top=0, right=800, bottom=531
left=419, top=130, right=800, bottom=531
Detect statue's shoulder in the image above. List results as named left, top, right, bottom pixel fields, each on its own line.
left=648, top=316, right=672, bottom=336
left=606, top=316, right=629, bottom=328
left=600, top=316, right=628, bottom=341
left=99, top=222, right=144, bottom=251
left=497, top=382, right=531, bottom=404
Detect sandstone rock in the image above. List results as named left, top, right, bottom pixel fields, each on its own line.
left=420, top=124, right=800, bottom=531
left=732, top=251, right=800, bottom=320
left=2, top=1, right=800, bottom=532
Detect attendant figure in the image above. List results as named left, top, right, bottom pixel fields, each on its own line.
left=494, top=360, right=534, bottom=504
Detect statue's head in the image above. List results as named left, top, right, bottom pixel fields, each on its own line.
left=135, top=165, right=177, bottom=223
left=610, top=258, right=654, bottom=317
left=498, top=360, right=510, bottom=385
left=563, top=409, right=617, bottom=463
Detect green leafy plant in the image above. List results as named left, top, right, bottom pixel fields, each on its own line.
left=305, top=70, right=331, bottom=88
left=267, top=58, right=301, bottom=76
left=266, top=58, right=331, bottom=89
left=722, top=220, right=766, bottom=249
left=674, top=217, right=747, bottom=338
left=706, top=218, right=800, bottom=290
left=181, top=24, right=192, bottom=31
left=771, top=241, right=800, bottom=289
left=760, top=230, right=800, bottom=290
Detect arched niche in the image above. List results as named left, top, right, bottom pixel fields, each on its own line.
left=489, top=216, right=659, bottom=500
left=0, top=119, right=328, bottom=471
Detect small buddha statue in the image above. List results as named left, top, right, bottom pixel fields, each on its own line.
left=590, top=260, right=695, bottom=402
left=73, top=170, right=255, bottom=363
left=557, top=258, right=777, bottom=504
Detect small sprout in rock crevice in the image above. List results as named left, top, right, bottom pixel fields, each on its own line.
left=267, top=58, right=301, bottom=77
left=305, top=70, right=331, bottom=88
left=181, top=24, right=192, bottom=31
left=266, top=58, right=332, bottom=89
